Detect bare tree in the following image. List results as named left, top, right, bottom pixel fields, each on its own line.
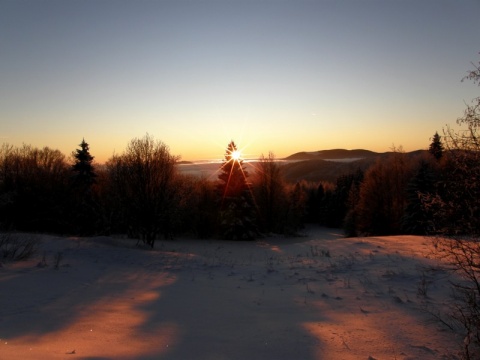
left=0, top=144, right=69, bottom=231
left=253, top=152, right=287, bottom=233
left=424, top=56, right=480, bottom=359
left=106, top=134, right=179, bottom=247
left=355, top=148, right=414, bottom=235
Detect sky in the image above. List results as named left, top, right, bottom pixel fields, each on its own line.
left=1, top=0, right=479, bottom=163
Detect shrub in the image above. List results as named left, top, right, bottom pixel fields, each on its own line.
left=0, top=233, right=40, bottom=262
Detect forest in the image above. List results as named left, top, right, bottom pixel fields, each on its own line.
left=0, top=122, right=477, bottom=248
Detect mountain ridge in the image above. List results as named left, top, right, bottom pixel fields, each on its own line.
left=281, top=148, right=427, bottom=183
left=285, top=148, right=386, bottom=161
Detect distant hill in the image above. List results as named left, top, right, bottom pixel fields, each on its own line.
left=281, top=149, right=427, bottom=183
left=284, top=149, right=380, bottom=161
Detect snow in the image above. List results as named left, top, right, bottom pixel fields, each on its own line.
left=0, top=227, right=462, bottom=359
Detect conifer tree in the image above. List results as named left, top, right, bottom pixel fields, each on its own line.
left=428, top=132, right=444, bottom=160
left=217, top=141, right=257, bottom=240
left=71, top=139, right=97, bottom=234
left=72, top=138, right=96, bottom=189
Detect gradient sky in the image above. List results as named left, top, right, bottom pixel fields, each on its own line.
left=1, top=0, right=479, bottom=163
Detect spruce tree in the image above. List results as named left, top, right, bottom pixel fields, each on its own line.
left=428, top=131, right=444, bottom=160
left=72, top=138, right=96, bottom=189
left=71, top=139, right=97, bottom=234
left=217, top=141, right=257, bottom=240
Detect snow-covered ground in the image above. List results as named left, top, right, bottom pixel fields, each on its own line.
left=0, top=227, right=462, bottom=359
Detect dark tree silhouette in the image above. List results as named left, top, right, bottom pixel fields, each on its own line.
left=401, top=158, right=437, bottom=234
left=70, top=139, right=98, bottom=235
left=284, top=182, right=306, bottom=234
left=253, top=152, right=287, bottom=233
left=217, top=141, right=256, bottom=240
left=323, top=169, right=363, bottom=229
left=180, top=177, right=218, bottom=238
left=72, top=139, right=96, bottom=189
left=422, top=56, right=480, bottom=359
left=0, top=144, right=69, bottom=232
left=427, top=58, right=480, bottom=237
left=105, top=134, right=179, bottom=247
left=355, top=151, right=413, bottom=235
left=428, top=132, right=444, bottom=160
left=343, top=169, right=364, bottom=237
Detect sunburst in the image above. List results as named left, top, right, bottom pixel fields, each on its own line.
left=230, top=149, right=242, bottom=161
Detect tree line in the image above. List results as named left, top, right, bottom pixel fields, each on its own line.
left=0, top=136, right=308, bottom=246
left=0, top=127, right=475, bottom=245
left=1, top=57, right=479, bottom=248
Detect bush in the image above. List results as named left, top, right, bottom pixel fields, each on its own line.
left=0, top=233, right=40, bottom=262
left=432, top=236, right=480, bottom=359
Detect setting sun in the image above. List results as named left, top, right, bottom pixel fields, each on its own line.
left=231, top=150, right=242, bottom=160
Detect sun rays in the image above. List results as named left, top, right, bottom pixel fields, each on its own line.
left=231, top=149, right=242, bottom=161
left=215, top=141, right=256, bottom=213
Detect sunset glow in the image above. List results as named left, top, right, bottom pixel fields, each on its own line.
left=0, top=1, right=479, bottom=162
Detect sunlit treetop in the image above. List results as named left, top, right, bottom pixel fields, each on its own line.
left=224, top=140, right=244, bottom=164
left=218, top=140, right=249, bottom=193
